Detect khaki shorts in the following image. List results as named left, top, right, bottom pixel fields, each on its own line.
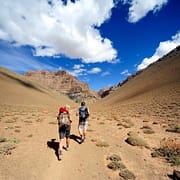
left=78, top=121, right=88, bottom=131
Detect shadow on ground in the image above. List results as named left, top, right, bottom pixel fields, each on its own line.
left=70, top=134, right=82, bottom=144
left=47, top=139, right=59, bottom=160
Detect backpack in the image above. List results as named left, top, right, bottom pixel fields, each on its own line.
left=58, top=112, right=70, bottom=126
left=57, top=107, right=70, bottom=126
left=79, top=106, right=89, bottom=119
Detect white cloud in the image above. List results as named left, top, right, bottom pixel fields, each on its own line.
left=88, top=67, right=102, bottom=74
left=0, top=0, right=117, bottom=63
left=101, top=71, right=110, bottom=76
left=69, top=64, right=86, bottom=76
left=0, top=42, right=55, bottom=73
left=137, top=31, right=180, bottom=70
left=122, top=0, right=168, bottom=23
left=121, top=69, right=131, bottom=76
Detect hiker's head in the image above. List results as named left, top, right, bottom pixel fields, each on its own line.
left=65, top=104, right=70, bottom=110
left=81, top=101, right=85, bottom=106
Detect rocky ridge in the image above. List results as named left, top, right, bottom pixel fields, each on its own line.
left=24, top=70, right=99, bottom=103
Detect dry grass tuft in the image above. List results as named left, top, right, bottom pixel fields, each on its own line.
left=0, top=138, right=19, bottom=155
left=107, top=154, right=121, bottom=161
left=96, top=140, right=109, bottom=147
left=151, top=138, right=180, bottom=166
left=119, top=169, right=136, bottom=180
left=107, top=161, right=126, bottom=171
left=140, top=125, right=155, bottom=134
left=166, top=124, right=180, bottom=133
left=106, top=153, right=125, bottom=171
left=126, top=131, right=149, bottom=149
left=117, top=119, right=134, bottom=128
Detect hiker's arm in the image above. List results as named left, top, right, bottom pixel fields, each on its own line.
left=68, top=112, right=72, bottom=123
left=76, top=109, right=79, bottom=116
left=87, top=108, right=90, bottom=116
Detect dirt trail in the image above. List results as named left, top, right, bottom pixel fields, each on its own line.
left=0, top=107, right=179, bottom=180
left=43, top=109, right=110, bottom=180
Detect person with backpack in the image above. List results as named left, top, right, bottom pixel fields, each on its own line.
left=57, top=104, right=72, bottom=160
left=76, top=101, right=90, bottom=143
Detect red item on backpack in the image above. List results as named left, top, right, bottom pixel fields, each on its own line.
left=59, top=107, right=69, bottom=114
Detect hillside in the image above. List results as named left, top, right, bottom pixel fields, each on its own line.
left=95, top=46, right=180, bottom=122
left=24, top=70, right=99, bottom=103
left=0, top=67, right=76, bottom=108
left=0, top=46, right=180, bottom=180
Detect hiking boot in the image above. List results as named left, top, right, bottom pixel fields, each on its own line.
left=80, top=136, right=85, bottom=143
left=58, top=150, right=62, bottom=160
left=63, top=146, right=69, bottom=151
left=80, top=135, right=83, bottom=140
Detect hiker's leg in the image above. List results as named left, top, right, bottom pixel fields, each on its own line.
left=78, top=122, right=83, bottom=137
left=58, top=126, right=65, bottom=159
left=59, top=138, right=65, bottom=151
left=83, top=121, right=88, bottom=140
left=66, top=137, right=70, bottom=149
left=65, top=125, right=71, bottom=148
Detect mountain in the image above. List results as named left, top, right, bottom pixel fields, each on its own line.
left=0, top=67, right=75, bottom=107
left=94, top=45, right=180, bottom=122
left=24, top=70, right=99, bottom=103
left=99, top=46, right=180, bottom=99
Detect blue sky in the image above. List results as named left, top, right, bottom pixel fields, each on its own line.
left=0, top=0, right=180, bottom=91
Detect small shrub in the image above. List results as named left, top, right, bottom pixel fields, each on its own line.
left=166, top=124, right=180, bottom=133
left=151, top=138, right=180, bottom=166
left=0, top=138, right=7, bottom=143
left=96, top=140, right=109, bottom=147
left=107, top=161, right=126, bottom=170
left=0, top=144, right=16, bottom=155
left=140, top=126, right=155, bottom=134
left=9, top=138, right=20, bottom=144
left=126, top=131, right=149, bottom=149
left=118, top=119, right=134, bottom=128
left=119, top=169, right=136, bottom=179
left=107, top=154, right=121, bottom=161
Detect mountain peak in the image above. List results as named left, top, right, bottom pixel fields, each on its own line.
left=24, top=70, right=99, bottom=103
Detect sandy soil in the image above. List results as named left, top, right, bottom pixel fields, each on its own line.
left=0, top=103, right=179, bottom=180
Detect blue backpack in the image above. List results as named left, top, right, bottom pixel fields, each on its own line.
left=79, top=106, right=89, bottom=119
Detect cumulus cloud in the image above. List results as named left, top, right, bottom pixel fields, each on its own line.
left=71, top=64, right=86, bottom=76
left=0, top=0, right=117, bottom=63
left=69, top=65, right=102, bottom=76
left=137, top=31, right=180, bottom=70
left=122, top=0, right=168, bottom=23
left=88, top=67, right=102, bottom=74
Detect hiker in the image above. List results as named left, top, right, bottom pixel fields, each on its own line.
left=57, top=104, right=72, bottom=160
left=76, top=101, right=90, bottom=143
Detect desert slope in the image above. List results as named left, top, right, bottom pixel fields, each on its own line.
left=0, top=67, right=75, bottom=107
left=97, top=47, right=180, bottom=107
